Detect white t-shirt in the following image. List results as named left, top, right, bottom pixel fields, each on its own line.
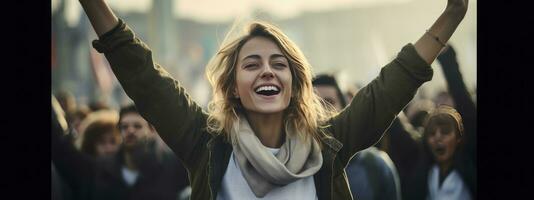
left=427, top=164, right=472, bottom=200
left=121, top=166, right=139, bottom=187
left=216, top=147, right=318, bottom=200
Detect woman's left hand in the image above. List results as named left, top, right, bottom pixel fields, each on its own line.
left=446, top=0, right=468, bottom=15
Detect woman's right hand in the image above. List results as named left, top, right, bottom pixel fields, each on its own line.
left=79, top=0, right=119, bottom=37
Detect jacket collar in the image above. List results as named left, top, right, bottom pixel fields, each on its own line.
left=313, top=135, right=343, bottom=200
left=319, top=135, right=343, bottom=153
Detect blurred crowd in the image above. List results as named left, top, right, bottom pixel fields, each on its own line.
left=52, top=43, right=476, bottom=200
left=52, top=97, right=191, bottom=200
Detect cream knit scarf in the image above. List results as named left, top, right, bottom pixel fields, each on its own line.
left=230, top=115, right=323, bottom=197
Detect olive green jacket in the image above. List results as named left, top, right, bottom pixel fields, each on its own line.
left=92, top=19, right=433, bottom=200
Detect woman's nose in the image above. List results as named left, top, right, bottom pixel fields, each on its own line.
left=260, top=64, right=274, bottom=78
left=434, top=133, right=443, bottom=140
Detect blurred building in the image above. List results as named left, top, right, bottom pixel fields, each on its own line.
left=52, top=0, right=95, bottom=106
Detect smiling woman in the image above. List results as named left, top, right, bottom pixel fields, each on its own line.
left=205, top=23, right=331, bottom=151
left=62, top=0, right=470, bottom=199
left=235, top=37, right=292, bottom=123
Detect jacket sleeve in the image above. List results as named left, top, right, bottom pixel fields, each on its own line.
left=329, top=43, right=433, bottom=165
left=91, top=19, right=209, bottom=169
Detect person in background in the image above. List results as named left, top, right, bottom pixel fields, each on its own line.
left=405, top=105, right=475, bottom=199
left=51, top=104, right=190, bottom=200
left=76, top=109, right=122, bottom=158
left=405, top=99, right=436, bottom=132
left=52, top=95, right=74, bottom=200
left=55, top=90, right=77, bottom=117
left=380, top=112, right=423, bottom=199
left=392, top=45, right=476, bottom=199
left=66, top=106, right=92, bottom=143
left=313, top=74, right=401, bottom=200
left=433, top=91, right=455, bottom=107
left=436, top=44, right=476, bottom=166
left=115, top=104, right=190, bottom=196
left=55, top=90, right=84, bottom=144
left=89, top=100, right=111, bottom=112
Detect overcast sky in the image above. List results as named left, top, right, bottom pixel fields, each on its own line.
left=53, top=0, right=415, bottom=25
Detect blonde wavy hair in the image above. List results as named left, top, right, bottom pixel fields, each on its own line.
left=205, top=21, right=335, bottom=146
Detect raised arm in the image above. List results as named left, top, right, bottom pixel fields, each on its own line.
left=414, top=0, right=468, bottom=64
left=52, top=97, right=96, bottom=194
left=78, top=0, right=119, bottom=36
left=329, top=0, right=469, bottom=164
left=329, top=43, right=432, bottom=164
left=436, top=45, right=477, bottom=162
left=77, top=0, right=209, bottom=169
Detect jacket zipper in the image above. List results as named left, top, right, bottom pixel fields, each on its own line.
left=330, top=152, right=336, bottom=200
left=208, top=145, right=214, bottom=200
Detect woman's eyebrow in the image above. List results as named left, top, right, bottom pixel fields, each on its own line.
left=242, top=54, right=261, bottom=61
left=271, top=54, right=286, bottom=60
left=242, top=54, right=287, bottom=62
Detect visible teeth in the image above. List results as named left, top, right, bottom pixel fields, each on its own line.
left=255, top=86, right=279, bottom=92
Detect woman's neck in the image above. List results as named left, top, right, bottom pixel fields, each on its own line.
left=245, top=112, right=285, bottom=148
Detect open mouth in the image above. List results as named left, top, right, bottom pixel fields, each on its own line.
left=255, top=85, right=281, bottom=96
left=434, top=146, right=446, bottom=155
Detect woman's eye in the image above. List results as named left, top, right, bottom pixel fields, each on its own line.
left=429, top=132, right=437, bottom=137
left=244, top=64, right=257, bottom=68
left=273, top=63, right=287, bottom=68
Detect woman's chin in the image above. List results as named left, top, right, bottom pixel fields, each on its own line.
left=246, top=105, right=287, bottom=115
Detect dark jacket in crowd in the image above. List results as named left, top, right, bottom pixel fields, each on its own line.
left=51, top=108, right=189, bottom=200
left=90, top=19, right=433, bottom=200
left=397, top=45, right=477, bottom=200
left=386, top=116, right=421, bottom=198
left=52, top=161, right=74, bottom=200
left=346, top=147, right=401, bottom=200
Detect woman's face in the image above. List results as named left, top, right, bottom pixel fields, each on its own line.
left=235, top=36, right=292, bottom=115
left=426, top=127, right=460, bottom=166
left=95, top=132, right=120, bottom=157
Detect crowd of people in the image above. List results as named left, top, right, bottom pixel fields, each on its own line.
left=52, top=98, right=190, bottom=200
left=52, top=0, right=474, bottom=199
